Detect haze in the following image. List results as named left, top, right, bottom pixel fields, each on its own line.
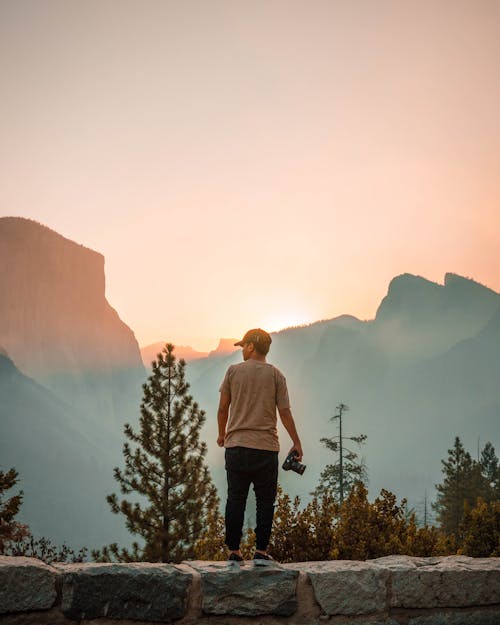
left=1, top=0, right=499, bottom=350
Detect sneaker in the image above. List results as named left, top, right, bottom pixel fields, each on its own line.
left=253, top=552, right=277, bottom=565
left=228, top=552, right=244, bottom=564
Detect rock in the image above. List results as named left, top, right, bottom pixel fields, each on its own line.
left=407, top=610, right=500, bottom=625
left=375, top=555, right=500, bottom=609
left=0, top=217, right=145, bottom=410
left=0, top=556, right=58, bottom=615
left=188, top=560, right=298, bottom=616
left=56, top=562, right=191, bottom=621
left=289, top=561, right=389, bottom=615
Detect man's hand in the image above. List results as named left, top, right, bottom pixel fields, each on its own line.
left=217, top=435, right=225, bottom=447
left=278, top=407, right=303, bottom=462
left=288, top=443, right=303, bottom=462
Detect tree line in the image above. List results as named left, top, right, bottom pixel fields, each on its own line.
left=1, top=344, right=499, bottom=562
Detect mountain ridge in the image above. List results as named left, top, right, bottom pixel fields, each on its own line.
left=186, top=273, right=499, bottom=514
left=1, top=216, right=498, bottom=548
left=0, top=352, right=133, bottom=547
left=0, top=216, right=145, bottom=425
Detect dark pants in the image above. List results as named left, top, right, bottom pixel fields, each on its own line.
left=225, top=446, right=279, bottom=551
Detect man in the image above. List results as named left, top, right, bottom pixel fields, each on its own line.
left=217, top=328, right=303, bottom=563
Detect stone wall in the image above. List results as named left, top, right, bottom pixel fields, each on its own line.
left=1, top=555, right=499, bottom=625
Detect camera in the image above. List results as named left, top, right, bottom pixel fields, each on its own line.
left=282, top=450, right=306, bottom=475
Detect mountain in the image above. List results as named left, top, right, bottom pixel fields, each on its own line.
left=0, top=217, right=145, bottom=548
left=2, top=221, right=498, bottom=547
left=373, top=272, right=500, bottom=362
left=140, top=338, right=238, bottom=368
left=0, top=352, right=131, bottom=548
left=186, top=274, right=500, bottom=515
left=208, top=339, right=239, bottom=357
left=141, top=343, right=209, bottom=366
left=0, top=217, right=145, bottom=427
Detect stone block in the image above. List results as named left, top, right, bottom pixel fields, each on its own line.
left=407, top=610, right=500, bottom=625
left=292, top=560, right=389, bottom=615
left=376, top=555, right=500, bottom=609
left=188, top=560, right=298, bottom=616
left=56, top=562, right=191, bottom=621
left=0, top=556, right=58, bottom=615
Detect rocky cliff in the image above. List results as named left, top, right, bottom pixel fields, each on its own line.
left=0, top=217, right=145, bottom=547
left=0, top=217, right=145, bottom=425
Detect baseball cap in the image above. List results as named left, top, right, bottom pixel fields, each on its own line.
left=234, top=328, right=272, bottom=348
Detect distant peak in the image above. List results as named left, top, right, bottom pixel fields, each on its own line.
left=0, top=216, right=100, bottom=258
left=332, top=314, right=362, bottom=323
left=208, top=338, right=239, bottom=357
left=444, top=272, right=473, bottom=286
left=444, top=272, right=498, bottom=295
left=387, top=273, right=440, bottom=292
left=376, top=273, right=441, bottom=322
left=376, top=271, right=499, bottom=323
left=385, top=272, right=498, bottom=296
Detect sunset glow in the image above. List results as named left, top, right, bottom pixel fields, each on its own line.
left=0, top=1, right=499, bottom=351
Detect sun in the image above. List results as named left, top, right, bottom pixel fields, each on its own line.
left=263, top=311, right=312, bottom=333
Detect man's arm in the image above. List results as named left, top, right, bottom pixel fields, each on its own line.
left=217, top=391, right=231, bottom=447
left=278, top=406, right=303, bottom=461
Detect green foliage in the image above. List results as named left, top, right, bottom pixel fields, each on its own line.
left=433, top=437, right=497, bottom=537
left=267, top=486, right=300, bottom=562
left=193, top=485, right=226, bottom=561
left=240, top=527, right=257, bottom=560
left=313, top=403, right=367, bottom=502
left=6, top=535, right=88, bottom=564
left=190, top=480, right=452, bottom=563
left=167, top=434, right=500, bottom=563
left=193, top=489, right=258, bottom=561
left=458, top=498, right=500, bottom=557
left=404, top=518, right=449, bottom=557
left=0, top=466, right=29, bottom=554
left=333, top=483, right=447, bottom=559
left=270, top=485, right=338, bottom=562
left=480, top=442, right=500, bottom=501
left=93, top=343, right=214, bottom=563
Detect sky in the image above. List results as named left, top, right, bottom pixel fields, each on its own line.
left=1, top=0, right=499, bottom=351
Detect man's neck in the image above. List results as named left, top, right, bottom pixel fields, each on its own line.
left=248, top=353, right=267, bottom=363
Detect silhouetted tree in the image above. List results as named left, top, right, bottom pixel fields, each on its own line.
left=433, top=437, right=489, bottom=536
left=313, top=403, right=367, bottom=503
left=479, top=442, right=500, bottom=501
left=93, top=343, right=214, bottom=563
left=7, top=534, right=88, bottom=563
left=0, top=466, right=29, bottom=553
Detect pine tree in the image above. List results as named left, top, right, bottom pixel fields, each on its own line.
left=313, top=403, right=367, bottom=502
left=480, top=442, right=500, bottom=501
left=93, top=343, right=214, bottom=563
left=0, top=466, right=29, bottom=553
left=432, top=436, right=488, bottom=536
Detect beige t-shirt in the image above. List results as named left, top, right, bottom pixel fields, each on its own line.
left=219, top=359, right=290, bottom=452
